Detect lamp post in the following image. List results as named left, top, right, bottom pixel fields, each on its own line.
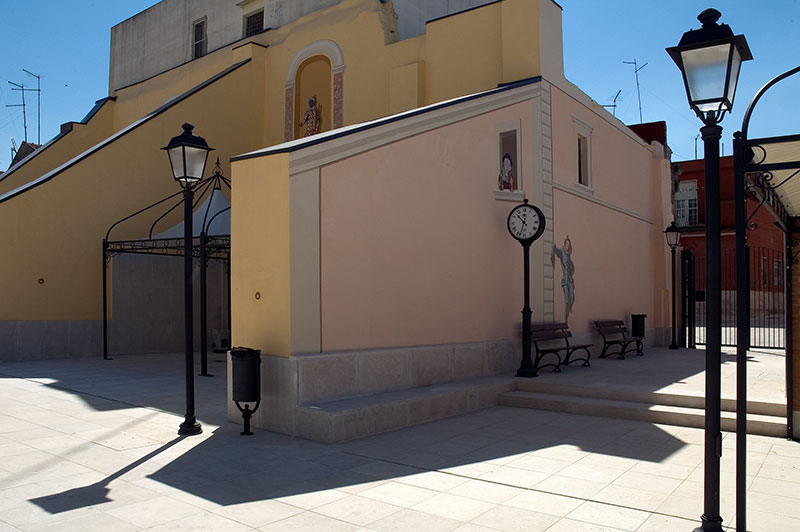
left=163, top=123, right=213, bottom=436
left=667, top=9, right=751, bottom=532
left=664, top=221, right=681, bottom=350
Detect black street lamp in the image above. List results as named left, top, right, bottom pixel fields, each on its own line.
left=667, top=9, right=751, bottom=532
left=163, top=123, right=213, bottom=436
left=664, top=221, right=681, bottom=350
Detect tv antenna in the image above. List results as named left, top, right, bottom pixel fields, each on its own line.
left=23, top=69, right=42, bottom=144
left=623, top=59, right=647, bottom=123
left=602, top=89, right=622, bottom=117
left=6, top=81, right=28, bottom=143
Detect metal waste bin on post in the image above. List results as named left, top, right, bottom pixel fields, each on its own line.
left=631, top=314, right=647, bottom=338
left=230, top=347, right=261, bottom=435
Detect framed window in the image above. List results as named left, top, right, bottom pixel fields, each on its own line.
left=192, top=18, right=207, bottom=59
left=774, top=259, right=783, bottom=286
left=494, top=120, right=523, bottom=201
left=675, top=198, right=698, bottom=226
left=675, top=180, right=698, bottom=227
left=571, top=116, right=593, bottom=190
left=244, top=10, right=263, bottom=37
left=577, top=135, right=588, bottom=186
left=687, top=199, right=698, bottom=225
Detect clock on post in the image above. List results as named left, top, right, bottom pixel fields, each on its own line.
left=507, top=198, right=546, bottom=377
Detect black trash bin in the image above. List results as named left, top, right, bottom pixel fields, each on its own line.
left=231, top=347, right=261, bottom=403
left=631, top=314, right=647, bottom=338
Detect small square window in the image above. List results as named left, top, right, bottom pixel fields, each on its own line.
left=244, top=11, right=263, bottom=37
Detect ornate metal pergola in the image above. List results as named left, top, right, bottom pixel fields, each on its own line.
left=101, top=161, right=231, bottom=374
left=732, top=64, right=800, bottom=530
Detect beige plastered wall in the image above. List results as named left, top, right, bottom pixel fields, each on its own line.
left=232, top=75, right=673, bottom=357
left=548, top=83, right=672, bottom=335
left=319, top=100, right=542, bottom=351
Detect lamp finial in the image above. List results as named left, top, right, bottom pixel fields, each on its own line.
left=698, top=8, right=721, bottom=28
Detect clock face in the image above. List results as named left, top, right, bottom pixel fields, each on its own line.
left=507, top=203, right=545, bottom=242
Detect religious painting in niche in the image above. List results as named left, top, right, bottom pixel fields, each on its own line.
left=294, top=55, right=331, bottom=139
left=552, top=235, right=575, bottom=323
left=497, top=130, right=517, bottom=192
left=299, top=96, right=322, bottom=137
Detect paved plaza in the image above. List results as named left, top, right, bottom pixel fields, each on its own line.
left=0, top=350, right=798, bottom=531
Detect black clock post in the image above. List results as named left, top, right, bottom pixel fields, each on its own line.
left=506, top=199, right=545, bottom=378
left=518, top=238, right=537, bottom=377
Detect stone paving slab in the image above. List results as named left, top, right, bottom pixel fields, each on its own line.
left=0, top=352, right=797, bottom=531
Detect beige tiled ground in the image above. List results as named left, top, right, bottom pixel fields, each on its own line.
left=0, top=350, right=798, bottom=531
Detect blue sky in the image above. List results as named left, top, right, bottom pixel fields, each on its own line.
left=1, top=0, right=798, bottom=170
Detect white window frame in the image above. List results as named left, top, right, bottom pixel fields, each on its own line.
left=675, top=180, right=698, bottom=227
left=493, top=120, right=524, bottom=201
left=571, top=115, right=593, bottom=192
left=192, top=17, right=207, bottom=59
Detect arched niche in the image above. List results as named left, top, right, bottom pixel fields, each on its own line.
left=285, top=39, right=345, bottom=140
left=294, top=56, right=332, bottom=139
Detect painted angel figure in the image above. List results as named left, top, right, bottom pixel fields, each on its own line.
left=552, top=235, right=575, bottom=323
left=299, top=96, right=322, bottom=137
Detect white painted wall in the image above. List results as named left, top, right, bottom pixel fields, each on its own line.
left=109, top=0, right=343, bottom=91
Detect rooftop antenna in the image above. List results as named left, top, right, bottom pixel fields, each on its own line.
left=6, top=81, right=28, bottom=143
left=22, top=69, right=42, bottom=144
left=602, top=89, right=622, bottom=116
left=11, top=137, right=18, bottom=161
left=623, top=59, right=647, bottom=123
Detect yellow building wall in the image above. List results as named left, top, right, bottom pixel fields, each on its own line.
left=0, top=59, right=265, bottom=320
left=423, top=3, right=503, bottom=106
left=230, top=154, right=292, bottom=357
left=2, top=0, right=555, bottom=324
left=0, top=101, right=115, bottom=196
left=500, top=0, right=542, bottom=84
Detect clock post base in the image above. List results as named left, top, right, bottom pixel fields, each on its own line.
left=516, top=367, right=538, bottom=378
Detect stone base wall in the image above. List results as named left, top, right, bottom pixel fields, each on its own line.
left=228, top=339, right=521, bottom=442
left=226, top=329, right=669, bottom=443
left=0, top=254, right=228, bottom=362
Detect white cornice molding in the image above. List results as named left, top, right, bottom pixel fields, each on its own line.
left=287, top=83, right=542, bottom=175
left=552, top=182, right=654, bottom=224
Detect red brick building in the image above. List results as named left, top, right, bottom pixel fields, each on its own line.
left=676, top=156, right=785, bottom=292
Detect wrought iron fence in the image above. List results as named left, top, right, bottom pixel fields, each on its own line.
left=687, top=246, right=785, bottom=348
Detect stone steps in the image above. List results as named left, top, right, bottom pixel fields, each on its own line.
left=296, top=375, right=515, bottom=443
left=499, top=381, right=786, bottom=437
